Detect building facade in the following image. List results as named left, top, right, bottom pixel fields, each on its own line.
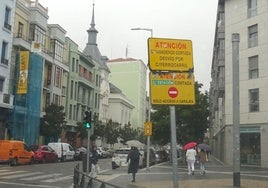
left=210, top=0, right=268, bottom=167
left=107, top=58, right=147, bottom=130
left=0, top=0, right=16, bottom=139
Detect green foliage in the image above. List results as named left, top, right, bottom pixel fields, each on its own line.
left=151, top=81, right=209, bottom=145
left=40, top=104, right=66, bottom=139
left=76, top=121, right=87, bottom=139
left=119, top=122, right=139, bottom=144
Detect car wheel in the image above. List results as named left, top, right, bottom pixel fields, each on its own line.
left=29, top=157, right=34, bottom=165
left=10, top=158, right=18, bottom=166
left=42, top=157, right=46, bottom=163
left=112, top=162, right=117, bottom=169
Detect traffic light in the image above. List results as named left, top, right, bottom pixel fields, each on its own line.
left=84, top=110, right=91, bottom=129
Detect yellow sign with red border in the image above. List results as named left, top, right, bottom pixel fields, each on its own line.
left=150, top=72, right=195, bottom=105
left=148, top=38, right=193, bottom=71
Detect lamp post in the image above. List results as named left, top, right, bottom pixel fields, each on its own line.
left=131, top=27, right=152, bottom=171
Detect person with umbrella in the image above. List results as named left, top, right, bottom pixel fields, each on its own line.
left=185, top=146, right=197, bottom=175
left=127, top=146, right=141, bottom=182
left=197, top=148, right=207, bottom=175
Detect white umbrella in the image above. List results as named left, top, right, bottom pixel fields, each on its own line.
left=126, top=140, right=145, bottom=147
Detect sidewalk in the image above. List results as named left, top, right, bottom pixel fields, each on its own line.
left=100, top=156, right=268, bottom=188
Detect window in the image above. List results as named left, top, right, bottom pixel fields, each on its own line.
left=4, top=7, right=11, bottom=31
left=53, top=94, right=60, bottom=106
left=248, top=55, right=258, bottom=79
left=18, top=22, right=23, bottom=38
left=72, top=58, right=75, bottom=72
left=69, top=104, right=72, bottom=120
left=0, top=77, right=4, bottom=92
left=70, top=80, right=73, bottom=99
left=50, top=40, right=63, bottom=62
left=29, top=24, right=45, bottom=46
left=1, top=41, right=8, bottom=66
left=248, top=0, right=257, bottom=18
left=54, top=67, right=62, bottom=88
left=249, top=88, right=259, bottom=112
left=248, top=25, right=258, bottom=48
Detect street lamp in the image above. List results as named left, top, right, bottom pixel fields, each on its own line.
left=131, top=27, right=153, bottom=171
left=131, top=27, right=153, bottom=37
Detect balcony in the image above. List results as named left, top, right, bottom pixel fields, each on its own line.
left=4, top=22, right=11, bottom=31
left=0, top=92, right=14, bottom=109
left=13, top=33, right=31, bottom=50
left=0, top=58, right=9, bottom=66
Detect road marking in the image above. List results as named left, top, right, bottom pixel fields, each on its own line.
left=1, top=172, right=43, bottom=179
left=0, top=170, right=26, bottom=176
left=21, top=173, right=62, bottom=181
left=41, top=175, right=73, bottom=183
left=0, top=181, right=61, bottom=188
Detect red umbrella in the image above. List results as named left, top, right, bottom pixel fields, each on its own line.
left=183, top=141, right=197, bottom=150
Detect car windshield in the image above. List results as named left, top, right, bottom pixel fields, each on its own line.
left=115, top=149, right=130, bottom=154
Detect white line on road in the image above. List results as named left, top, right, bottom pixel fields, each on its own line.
left=0, top=170, right=26, bottom=176
left=1, top=172, right=43, bottom=179
left=41, top=175, right=73, bottom=183
left=21, top=173, right=62, bottom=181
left=0, top=181, right=61, bottom=188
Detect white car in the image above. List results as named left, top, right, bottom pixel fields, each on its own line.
left=48, top=142, right=75, bottom=162
left=112, top=148, right=143, bottom=169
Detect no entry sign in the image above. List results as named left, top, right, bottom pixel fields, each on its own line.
left=168, top=87, right=178, bottom=98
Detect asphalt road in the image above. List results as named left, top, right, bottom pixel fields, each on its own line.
left=0, top=157, right=268, bottom=188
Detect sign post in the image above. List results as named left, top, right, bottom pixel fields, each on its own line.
left=148, top=37, right=195, bottom=188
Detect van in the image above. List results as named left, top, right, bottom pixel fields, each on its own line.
left=0, top=140, right=34, bottom=166
left=48, top=142, right=75, bottom=162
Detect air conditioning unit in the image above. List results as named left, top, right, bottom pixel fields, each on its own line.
left=31, top=41, right=41, bottom=53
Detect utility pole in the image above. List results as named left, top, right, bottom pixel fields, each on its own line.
left=232, top=33, right=241, bottom=187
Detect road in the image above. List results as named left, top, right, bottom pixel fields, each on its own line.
left=0, top=157, right=268, bottom=188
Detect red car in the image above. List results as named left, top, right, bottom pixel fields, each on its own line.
left=30, top=145, right=58, bottom=163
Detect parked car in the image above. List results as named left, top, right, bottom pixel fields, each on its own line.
left=141, top=148, right=157, bottom=167
left=74, top=147, right=87, bottom=161
left=0, top=140, right=34, bottom=166
left=112, top=148, right=143, bottom=169
left=48, top=142, right=75, bottom=162
left=97, top=146, right=107, bottom=158
left=30, top=145, right=58, bottom=163
left=155, top=150, right=169, bottom=163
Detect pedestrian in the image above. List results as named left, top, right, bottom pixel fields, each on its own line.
left=90, top=145, right=100, bottom=178
left=186, top=146, right=197, bottom=175
left=198, top=149, right=207, bottom=175
left=127, top=146, right=140, bottom=182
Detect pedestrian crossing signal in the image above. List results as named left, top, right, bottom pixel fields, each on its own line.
left=84, top=110, right=91, bottom=129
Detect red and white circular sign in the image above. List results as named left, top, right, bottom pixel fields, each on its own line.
left=168, top=87, right=178, bottom=98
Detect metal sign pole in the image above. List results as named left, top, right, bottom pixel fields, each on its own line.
left=170, top=106, right=178, bottom=188
left=86, top=129, right=91, bottom=173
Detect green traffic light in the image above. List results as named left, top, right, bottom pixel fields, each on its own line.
left=85, top=122, right=91, bottom=129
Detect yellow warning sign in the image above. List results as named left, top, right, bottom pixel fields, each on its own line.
left=148, top=38, right=193, bottom=71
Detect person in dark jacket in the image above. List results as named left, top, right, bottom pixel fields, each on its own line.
left=90, top=145, right=99, bottom=178
left=127, top=146, right=140, bottom=182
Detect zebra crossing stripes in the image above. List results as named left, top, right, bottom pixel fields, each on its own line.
left=0, top=169, right=73, bottom=183
left=21, top=173, right=62, bottom=181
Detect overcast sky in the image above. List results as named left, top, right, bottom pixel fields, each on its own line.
left=38, top=0, right=218, bottom=92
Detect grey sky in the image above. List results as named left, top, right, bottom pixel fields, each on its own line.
left=39, top=0, right=218, bottom=92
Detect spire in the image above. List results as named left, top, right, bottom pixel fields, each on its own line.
left=87, top=2, right=98, bottom=45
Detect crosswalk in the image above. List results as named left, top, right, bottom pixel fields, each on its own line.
left=0, top=169, right=73, bottom=183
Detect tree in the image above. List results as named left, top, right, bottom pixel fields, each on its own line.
left=119, top=122, right=139, bottom=144
left=40, top=104, right=66, bottom=141
left=151, top=82, right=209, bottom=145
